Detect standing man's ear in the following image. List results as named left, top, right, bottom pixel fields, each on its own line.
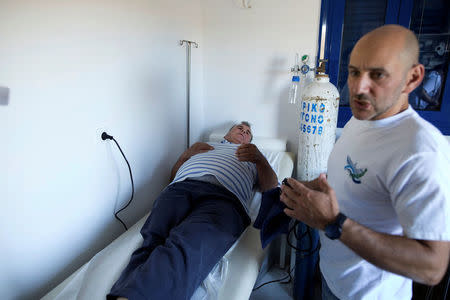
left=403, top=64, right=425, bottom=94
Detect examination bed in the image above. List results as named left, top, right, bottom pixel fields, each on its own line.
left=42, top=133, right=294, bottom=300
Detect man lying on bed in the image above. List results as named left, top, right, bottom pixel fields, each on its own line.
left=107, top=121, right=278, bottom=300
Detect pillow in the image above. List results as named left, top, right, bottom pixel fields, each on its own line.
left=208, top=132, right=287, bottom=152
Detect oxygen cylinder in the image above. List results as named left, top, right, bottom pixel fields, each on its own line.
left=293, top=60, right=339, bottom=300
left=297, top=60, right=339, bottom=181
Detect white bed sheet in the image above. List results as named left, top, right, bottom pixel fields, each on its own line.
left=43, top=137, right=294, bottom=300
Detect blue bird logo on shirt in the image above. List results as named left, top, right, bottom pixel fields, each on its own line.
left=344, top=155, right=367, bottom=184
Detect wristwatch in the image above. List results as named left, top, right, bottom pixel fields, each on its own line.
left=324, top=212, right=347, bottom=240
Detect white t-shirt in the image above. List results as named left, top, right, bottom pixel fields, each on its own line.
left=320, top=106, right=450, bottom=300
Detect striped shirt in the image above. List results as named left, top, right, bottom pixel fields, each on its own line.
left=172, top=142, right=257, bottom=214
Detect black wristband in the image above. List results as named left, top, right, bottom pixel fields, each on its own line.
left=324, top=212, right=347, bottom=240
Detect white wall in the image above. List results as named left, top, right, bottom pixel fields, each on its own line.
left=0, top=0, right=204, bottom=299
left=201, top=0, right=321, bottom=154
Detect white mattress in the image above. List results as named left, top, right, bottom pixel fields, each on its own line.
left=43, top=135, right=294, bottom=300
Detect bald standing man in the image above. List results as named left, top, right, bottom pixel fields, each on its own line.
left=281, top=25, right=450, bottom=299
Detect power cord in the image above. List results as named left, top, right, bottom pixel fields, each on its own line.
left=287, top=220, right=320, bottom=255
left=252, top=266, right=294, bottom=291
left=281, top=178, right=320, bottom=255
left=102, top=132, right=134, bottom=231
left=252, top=222, right=320, bottom=291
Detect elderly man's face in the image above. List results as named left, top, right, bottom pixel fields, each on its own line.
left=225, top=124, right=252, bottom=144
left=347, top=38, right=409, bottom=121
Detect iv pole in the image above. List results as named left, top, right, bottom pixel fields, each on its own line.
left=179, top=40, right=199, bottom=149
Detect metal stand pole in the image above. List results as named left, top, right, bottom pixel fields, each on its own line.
left=179, top=40, right=198, bottom=149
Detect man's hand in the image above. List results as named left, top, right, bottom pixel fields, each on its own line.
left=183, top=142, right=214, bottom=160
left=236, top=143, right=278, bottom=191
left=170, top=142, right=213, bottom=182
left=300, top=175, right=326, bottom=192
left=235, top=143, right=264, bottom=163
left=281, top=174, right=450, bottom=285
left=280, top=174, right=339, bottom=230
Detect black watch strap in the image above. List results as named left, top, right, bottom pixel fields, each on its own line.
left=325, top=212, right=347, bottom=240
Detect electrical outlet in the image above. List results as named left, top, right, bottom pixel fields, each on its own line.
left=0, top=86, right=10, bottom=105
left=96, top=127, right=110, bottom=143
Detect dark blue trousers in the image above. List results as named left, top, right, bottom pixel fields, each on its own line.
left=107, top=180, right=250, bottom=300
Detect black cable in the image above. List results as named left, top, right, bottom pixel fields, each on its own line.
left=102, top=132, right=134, bottom=231
left=293, top=220, right=308, bottom=241
left=252, top=266, right=294, bottom=291
left=287, top=222, right=320, bottom=255
left=252, top=222, right=321, bottom=291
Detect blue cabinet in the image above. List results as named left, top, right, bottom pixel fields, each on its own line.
left=319, top=0, right=450, bottom=133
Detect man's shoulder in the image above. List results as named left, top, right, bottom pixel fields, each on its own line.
left=338, top=112, right=449, bottom=167
left=396, top=112, right=449, bottom=154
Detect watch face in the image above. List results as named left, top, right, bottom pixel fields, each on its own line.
left=325, top=224, right=340, bottom=240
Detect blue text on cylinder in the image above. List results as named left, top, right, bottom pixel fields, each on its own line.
left=299, top=101, right=325, bottom=135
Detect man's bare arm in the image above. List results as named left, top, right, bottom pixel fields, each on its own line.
left=169, top=142, right=214, bottom=182
left=340, top=218, right=450, bottom=285
left=281, top=175, right=450, bottom=285
left=235, top=144, right=278, bottom=191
